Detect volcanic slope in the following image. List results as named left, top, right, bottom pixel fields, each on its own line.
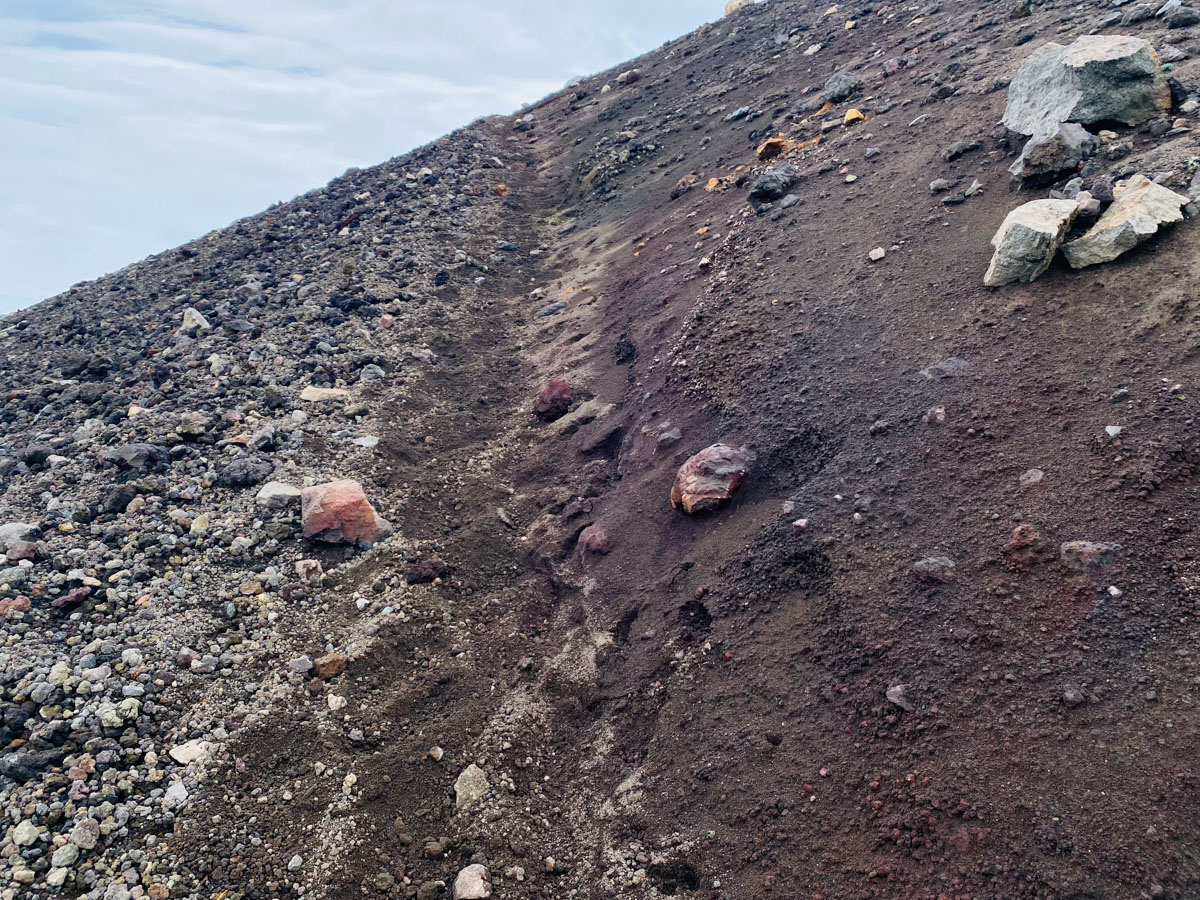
left=6, top=1, right=1200, bottom=899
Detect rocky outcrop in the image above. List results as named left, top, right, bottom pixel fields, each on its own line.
left=1063, top=175, right=1190, bottom=268
left=984, top=199, right=1081, bottom=286
left=1002, top=36, right=1170, bottom=135
left=724, top=0, right=754, bottom=14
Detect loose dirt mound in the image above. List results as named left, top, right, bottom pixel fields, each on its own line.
left=5, top=1, right=1200, bottom=898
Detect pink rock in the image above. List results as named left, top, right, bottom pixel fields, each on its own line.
left=534, top=380, right=572, bottom=421
left=5, top=541, right=36, bottom=562
left=577, top=524, right=610, bottom=555
left=670, top=444, right=752, bottom=514
left=301, top=480, right=393, bottom=548
left=51, top=587, right=90, bottom=609
left=380, top=314, right=396, bottom=330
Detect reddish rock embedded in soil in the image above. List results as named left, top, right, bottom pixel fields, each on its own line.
left=406, top=557, right=449, bottom=584
left=300, top=480, right=393, bottom=548
left=670, top=443, right=752, bottom=514
left=913, top=556, right=957, bottom=582
left=1060, top=540, right=1120, bottom=571
left=1005, top=524, right=1051, bottom=569
left=577, top=524, right=610, bottom=555
left=313, top=652, right=348, bottom=680
left=534, top=380, right=573, bottom=421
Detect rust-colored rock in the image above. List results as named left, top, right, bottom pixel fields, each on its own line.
left=534, top=380, right=573, bottom=421
left=314, top=652, right=348, bottom=680
left=0, top=596, right=31, bottom=615
left=1005, top=524, right=1051, bottom=569
left=300, top=480, right=392, bottom=548
left=670, top=444, right=752, bottom=514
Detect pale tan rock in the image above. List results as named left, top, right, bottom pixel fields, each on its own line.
left=454, top=764, right=490, bottom=808
left=179, top=307, right=212, bottom=336
left=724, top=0, right=754, bottom=15
left=1062, top=175, right=1189, bottom=268
left=984, top=199, right=1080, bottom=287
left=299, top=385, right=349, bottom=402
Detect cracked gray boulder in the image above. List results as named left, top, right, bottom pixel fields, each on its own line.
left=1010, top=122, right=1099, bottom=179
left=984, top=199, right=1081, bottom=286
left=1063, top=174, right=1190, bottom=268
left=1002, top=35, right=1171, bottom=135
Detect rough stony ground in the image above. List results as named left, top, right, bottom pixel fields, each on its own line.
left=7, top=0, right=1200, bottom=898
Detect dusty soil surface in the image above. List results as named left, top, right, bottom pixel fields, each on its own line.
left=6, top=1, right=1200, bottom=899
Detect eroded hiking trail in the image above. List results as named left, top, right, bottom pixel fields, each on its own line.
left=8, top=1, right=1200, bottom=898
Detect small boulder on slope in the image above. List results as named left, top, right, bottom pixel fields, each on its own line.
left=984, top=199, right=1081, bottom=286
left=1002, top=35, right=1170, bottom=135
left=1062, top=175, right=1190, bottom=268
left=300, top=480, right=393, bottom=547
left=670, top=444, right=753, bottom=514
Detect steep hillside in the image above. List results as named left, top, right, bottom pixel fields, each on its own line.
left=5, top=1, right=1200, bottom=898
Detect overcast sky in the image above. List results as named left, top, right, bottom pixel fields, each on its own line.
left=0, top=0, right=720, bottom=313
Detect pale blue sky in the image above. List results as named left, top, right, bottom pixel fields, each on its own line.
left=0, top=0, right=721, bottom=312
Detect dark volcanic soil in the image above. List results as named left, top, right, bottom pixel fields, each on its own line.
left=6, top=1, right=1200, bottom=899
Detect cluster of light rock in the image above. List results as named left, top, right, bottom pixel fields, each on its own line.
left=986, top=34, right=1190, bottom=286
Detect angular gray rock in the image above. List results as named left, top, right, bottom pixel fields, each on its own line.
left=912, top=556, right=957, bottom=583
left=822, top=70, right=862, bottom=103
left=1009, top=122, right=1098, bottom=179
left=984, top=199, right=1081, bottom=286
left=0, top=523, right=40, bottom=554
left=217, top=454, right=275, bottom=487
left=1002, top=36, right=1171, bottom=135
left=1060, top=540, right=1120, bottom=570
left=748, top=165, right=799, bottom=204
left=179, top=307, right=212, bottom=337
left=255, top=481, right=303, bottom=510
left=1063, top=174, right=1190, bottom=268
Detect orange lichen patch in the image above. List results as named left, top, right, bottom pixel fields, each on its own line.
left=493, top=183, right=510, bottom=196
left=697, top=226, right=710, bottom=235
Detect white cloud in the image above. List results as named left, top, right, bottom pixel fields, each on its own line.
left=0, top=0, right=718, bottom=312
